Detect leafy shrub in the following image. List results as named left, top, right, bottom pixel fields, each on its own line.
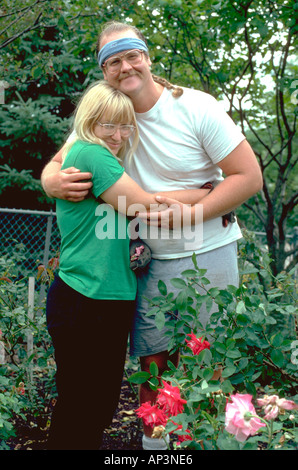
left=0, top=256, right=56, bottom=448
left=129, top=239, right=298, bottom=450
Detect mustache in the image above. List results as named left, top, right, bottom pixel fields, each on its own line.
left=118, top=71, right=141, bottom=80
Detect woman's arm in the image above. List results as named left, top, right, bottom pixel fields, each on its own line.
left=100, top=172, right=163, bottom=215
left=100, top=170, right=211, bottom=216
left=41, top=148, right=208, bottom=204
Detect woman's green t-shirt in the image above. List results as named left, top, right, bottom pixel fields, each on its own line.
left=56, top=140, right=137, bottom=300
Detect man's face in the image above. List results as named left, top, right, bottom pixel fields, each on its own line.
left=100, top=31, right=152, bottom=97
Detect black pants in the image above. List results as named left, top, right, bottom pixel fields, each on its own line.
left=46, top=275, right=135, bottom=450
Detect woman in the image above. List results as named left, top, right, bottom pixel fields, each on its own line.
left=46, top=80, right=208, bottom=450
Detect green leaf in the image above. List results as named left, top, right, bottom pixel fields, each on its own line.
left=214, top=342, right=226, bottom=354
left=128, top=371, right=151, bottom=384
left=176, top=290, right=188, bottom=312
left=149, top=361, right=159, bottom=377
left=148, top=377, right=159, bottom=390
left=155, top=310, right=166, bottom=330
left=226, top=349, right=242, bottom=359
left=221, top=379, right=234, bottom=394
left=222, top=365, right=236, bottom=378
left=170, top=278, right=187, bottom=289
left=236, top=313, right=251, bottom=325
left=236, top=300, right=246, bottom=314
left=271, top=332, right=284, bottom=348
left=270, top=349, right=285, bottom=368
left=197, top=348, right=212, bottom=365
left=205, top=296, right=213, bottom=312
left=217, top=434, right=240, bottom=450
left=202, top=368, right=214, bottom=381
left=238, top=358, right=249, bottom=370
left=158, top=280, right=167, bottom=296
left=192, top=252, right=198, bottom=269
left=181, top=269, right=197, bottom=278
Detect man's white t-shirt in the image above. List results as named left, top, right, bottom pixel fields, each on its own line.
left=123, top=87, right=245, bottom=259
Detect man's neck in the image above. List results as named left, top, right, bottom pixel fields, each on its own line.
left=131, top=81, right=164, bottom=113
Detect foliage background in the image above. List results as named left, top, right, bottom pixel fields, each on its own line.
left=0, top=0, right=297, bottom=450
left=0, top=0, right=297, bottom=274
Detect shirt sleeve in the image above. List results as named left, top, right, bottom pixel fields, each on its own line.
left=198, top=95, right=245, bottom=164
left=72, top=143, right=124, bottom=199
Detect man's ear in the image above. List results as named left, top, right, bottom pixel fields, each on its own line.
left=145, top=54, right=152, bottom=67
left=102, top=69, right=108, bottom=80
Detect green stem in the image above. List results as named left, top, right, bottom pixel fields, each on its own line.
left=246, top=413, right=273, bottom=449
left=267, top=419, right=274, bottom=449
left=162, top=434, right=171, bottom=450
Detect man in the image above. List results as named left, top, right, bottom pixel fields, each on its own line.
left=41, top=21, right=263, bottom=450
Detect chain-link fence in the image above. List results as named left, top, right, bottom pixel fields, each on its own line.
left=1, top=207, right=296, bottom=282
left=0, top=208, right=60, bottom=277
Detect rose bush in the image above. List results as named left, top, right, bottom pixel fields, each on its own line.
left=0, top=256, right=56, bottom=449
left=129, top=240, right=298, bottom=450
left=0, top=235, right=297, bottom=450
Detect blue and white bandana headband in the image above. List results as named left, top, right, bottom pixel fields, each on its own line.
left=98, top=37, right=148, bottom=67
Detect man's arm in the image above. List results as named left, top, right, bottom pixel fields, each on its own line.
left=41, top=145, right=93, bottom=202
left=197, top=139, right=263, bottom=221
left=140, top=140, right=263, bottom=226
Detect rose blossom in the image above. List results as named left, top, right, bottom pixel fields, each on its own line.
left=185, top=333, right=210, bottom=355
left=136, top=401, right=168, bottom=428
left=171, top=422, right=192, bottom=445
left=277, top=398, right=298, bottom=411
left=257, top=395, right=298, bottom=420
left=157, top=380, right=187, bottom=417
left=225, top=393, right=266, bottom=442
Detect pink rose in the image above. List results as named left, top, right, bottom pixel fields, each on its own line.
left=277, top=398, right=298, bottom=411
left=185, top=333, right=210, bottom=355
left=225, top=393, right=266, bottom=442
left=257, top=395, right=298, bottom=420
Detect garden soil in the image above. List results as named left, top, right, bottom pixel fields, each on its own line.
left=8, top=372, right=143, bottom=451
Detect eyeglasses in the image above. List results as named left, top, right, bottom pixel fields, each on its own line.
left=102, top=49, right=144, bottom=74
left=97, top=123, right=136, bottom=137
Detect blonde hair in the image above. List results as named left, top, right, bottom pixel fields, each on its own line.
left=97, top=22, right=183, bottom=99
left=63, top=80, right=139, bottom=163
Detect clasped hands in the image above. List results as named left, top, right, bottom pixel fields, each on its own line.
left=137, top=195, right=198, bottom=229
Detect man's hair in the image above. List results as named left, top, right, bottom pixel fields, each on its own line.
left=96, top=21, right=147, bottom=55
left=96, top=21, right=183, bottom=99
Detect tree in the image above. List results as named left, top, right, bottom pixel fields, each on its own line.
left=0, top=0, right=104, bottom=209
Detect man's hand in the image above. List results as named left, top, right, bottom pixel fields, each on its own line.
left=43, top=167, right=93, bottom=202
left=137, top=196, right=195, bottom=229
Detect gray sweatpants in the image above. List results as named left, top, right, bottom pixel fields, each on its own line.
left=130, top=242, right=239, bottom=357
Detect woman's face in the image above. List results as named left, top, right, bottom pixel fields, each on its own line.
left=94, top=119, right=134, bottom=155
